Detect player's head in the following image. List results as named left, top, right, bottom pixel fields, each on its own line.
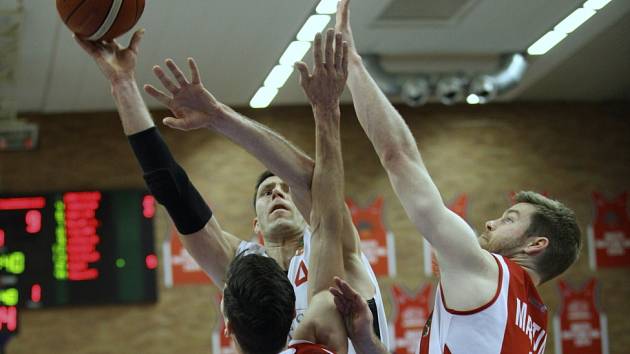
left=253, top=170, right=306, bottom=239
left=222, top=252, right=295, bottom=354
left=479, top=191, right=581, bottom=283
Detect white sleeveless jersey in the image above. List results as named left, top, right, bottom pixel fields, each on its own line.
left=418, top=254, right=548, bottom=354
left=237, top=228, right=390, bottom=354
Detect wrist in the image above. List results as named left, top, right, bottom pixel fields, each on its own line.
left=109, top=74, right=137, bottom=89
left=312, top=102, right=341, bottom=115
left=352, top=331, right=381, bottom=353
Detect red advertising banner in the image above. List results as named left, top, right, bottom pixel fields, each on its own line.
left=389, top=283, right=433, bottom=354
left=212, top=293, right=237, bottom=354
left=553, top=278, right=608, bottom=354
left=162, top=227, right=212, bottom=287
left=347, top=197, right=396, bottom=277
left=588, top=192, right=630, bottom=270
left=423, top=194, right=468, bottom=276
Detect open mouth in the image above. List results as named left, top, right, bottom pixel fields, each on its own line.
left=269, top=204, right=289, bottom=215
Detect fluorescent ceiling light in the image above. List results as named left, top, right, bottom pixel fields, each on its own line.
left=264, top=65, right=294, bottom=88
left=466, top=94, right=480, bottom=105
left=316, top=0, right=339, bottom=14
left=296, top=15, right=331, bottom=42
left=250, top=87, right=278, bottom=108
left=279, top=41, right=311, bottom=65
left=527, top=30, right=567, bottom=55
left=555, top=8, right=596, bottom=33
left=583, top=0, right=612, bottom=11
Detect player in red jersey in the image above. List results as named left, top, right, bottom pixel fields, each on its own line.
left=331, top=0, right=582, bottom=353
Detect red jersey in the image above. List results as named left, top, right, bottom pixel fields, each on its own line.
left=419, top=254, right=548, bottom=354
left=280, top=340, right=335, bottom=354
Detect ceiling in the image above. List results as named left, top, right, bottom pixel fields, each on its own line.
left=8, top=0, right=630, bottom=114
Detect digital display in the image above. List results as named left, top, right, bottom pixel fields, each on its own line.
left=0, top=190, right=158, bottom=329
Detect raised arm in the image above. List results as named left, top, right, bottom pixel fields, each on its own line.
left=143, top=59, right=314, bottom=219
left=74, top=31, right=241, bottom=286
left=290, top=30, right=350, bottom=353
left=335, top=0, right=497, bottom=308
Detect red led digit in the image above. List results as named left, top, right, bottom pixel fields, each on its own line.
left=142, top=195, right=156, bottom=218
left=25, top=210, right=42, bottom=234
left=31, top=284, right=42, bottom=303
left=145, top=254, right=158, bottom=270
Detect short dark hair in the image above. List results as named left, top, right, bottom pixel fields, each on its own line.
left=515, top=191, right=581, bottom=283
left=223, top=253, right=294, bottom=354
left=253, top=170, right=276, bottom=210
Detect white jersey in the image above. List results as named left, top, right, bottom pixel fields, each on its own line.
left=237, top=228, right=390, bottom=354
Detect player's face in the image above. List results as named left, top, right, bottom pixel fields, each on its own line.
left=478, top=203, right=536, bottom=256
left=254, top=176, right=305, bottom=237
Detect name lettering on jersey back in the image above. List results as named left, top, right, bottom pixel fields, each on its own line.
left=515, top=297, right=547, bottom=354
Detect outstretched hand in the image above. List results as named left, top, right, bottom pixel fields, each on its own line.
left=144, top=58, right=225, bottom=131
left=295, top=29, right=348, bottom=111
left=329, top=276, right=374, bottom=343
left=74, top=29, right=144, bottom=82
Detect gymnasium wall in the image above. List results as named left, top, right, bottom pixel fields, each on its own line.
left=1, top=102, right=629, bottom=354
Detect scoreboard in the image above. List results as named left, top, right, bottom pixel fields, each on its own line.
left=0, top=190, right=158, bottom=333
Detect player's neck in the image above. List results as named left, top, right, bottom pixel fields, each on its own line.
left=510, top=255, right=542, bottom=286
left=264, top=228, right=304, bottom=270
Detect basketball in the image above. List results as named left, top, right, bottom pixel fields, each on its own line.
left=56, top=0, right=145, bottom=42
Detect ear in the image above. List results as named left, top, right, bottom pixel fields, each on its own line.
left=253, top=217, right=260, bottom=234
left=524, top=236, right=549, bottom=255
left=224, top=318, right=232, bottom=337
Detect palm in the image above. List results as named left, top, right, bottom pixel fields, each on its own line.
left=169, top=85, right=217, bottom=129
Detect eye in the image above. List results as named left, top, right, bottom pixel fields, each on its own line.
left=504, top=217, right=514, bottom=223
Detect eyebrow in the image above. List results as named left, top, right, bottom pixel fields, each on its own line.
left=506, top=209, right=520, bottom=217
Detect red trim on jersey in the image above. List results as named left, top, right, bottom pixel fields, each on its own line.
left=444, top=344, right=452, bottom=354
left=288, top=341, right=335, bottom=353
left=439, top=254, right=503, bottom=315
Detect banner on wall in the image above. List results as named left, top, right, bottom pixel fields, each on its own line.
left=348, top=197, right=396, bottom=277
left=423, top=194, right=469, bottom=276
left=553, top=278, right=609, bottom=354
left=389, top=283, right=433, bottom=354
left=162, top=227, right=212, bottom=287
left=588, top=192, right=630, bottom=270
left=212, top=293, right=237, bottom=354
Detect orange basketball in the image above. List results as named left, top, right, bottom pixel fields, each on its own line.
left=56, top=0, right=145, bottom=42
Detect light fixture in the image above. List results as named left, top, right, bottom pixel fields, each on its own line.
left=296, top=15, right=331, bottom=42
left=583, top=0, right=612, bottom=11
left=436, top=76, right=466, bottom=105
left=401, top=78, right=430, bottom=107
left=279, top=41, right=311, bottom=66
left=250, top=87, right=278, bottom=109
left=467, top=75, right=497, bottom=104
left=263, top=65, right=294, bottom=88
left=316, top=0, right=339, bottom=14
left=527, top=30, right=567, bottom=55
left=554, top=8, right=596, bottom=34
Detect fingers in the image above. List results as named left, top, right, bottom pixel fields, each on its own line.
left=73, top=35, right=99, bottom=56
left=342, top=42, right=349, bottom=76
left=313, top=32, right=323, bottom=69
left=162, top=117, right=189, bottom=131
left=152, top=65, right=179, bottom=93
left=166, top=59, right=189, bottom=86
left=334, top=32, right=343, bottom=72
left=324, top=28, right=335, bottom=71
left=143, top=84, right=171, bottom=106
left=295, top=61, right=311, bottom=83
left=128, top=29, right=145, bottom=53
left=188, top=58, right=201, bottom=84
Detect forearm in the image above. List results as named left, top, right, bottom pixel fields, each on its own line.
left=208, top=106, right=314, bottom=215
left=346, top=58, right=423, bottom=169
left=110, top=77, right=155, bottom=135
left=352, top=333, right=389, bottom=354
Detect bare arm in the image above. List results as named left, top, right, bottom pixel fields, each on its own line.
left=291, top=30, right=349, bottom=353
left=75, top=31, right=241, bottom=287
left=335, top=0, right=497, bottom=308
left=143, top=58, right=314, bottom=219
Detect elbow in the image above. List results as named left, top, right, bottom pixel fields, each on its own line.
left=380, top=142, right=415, bottom=170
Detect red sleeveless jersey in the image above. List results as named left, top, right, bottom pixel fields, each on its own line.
left=280, top=340, right=335, bottom=354
left=419, top=254, right=548, bottom=354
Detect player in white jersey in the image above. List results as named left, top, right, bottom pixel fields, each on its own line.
left=326, top=1, right=582, bottom=353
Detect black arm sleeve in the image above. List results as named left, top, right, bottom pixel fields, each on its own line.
left=128, top=127, right=212, bottom=234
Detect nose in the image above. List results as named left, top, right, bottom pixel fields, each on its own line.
left=485, top=220, right=495, bottom=231
left=272, top=186, right=285, bottom=199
